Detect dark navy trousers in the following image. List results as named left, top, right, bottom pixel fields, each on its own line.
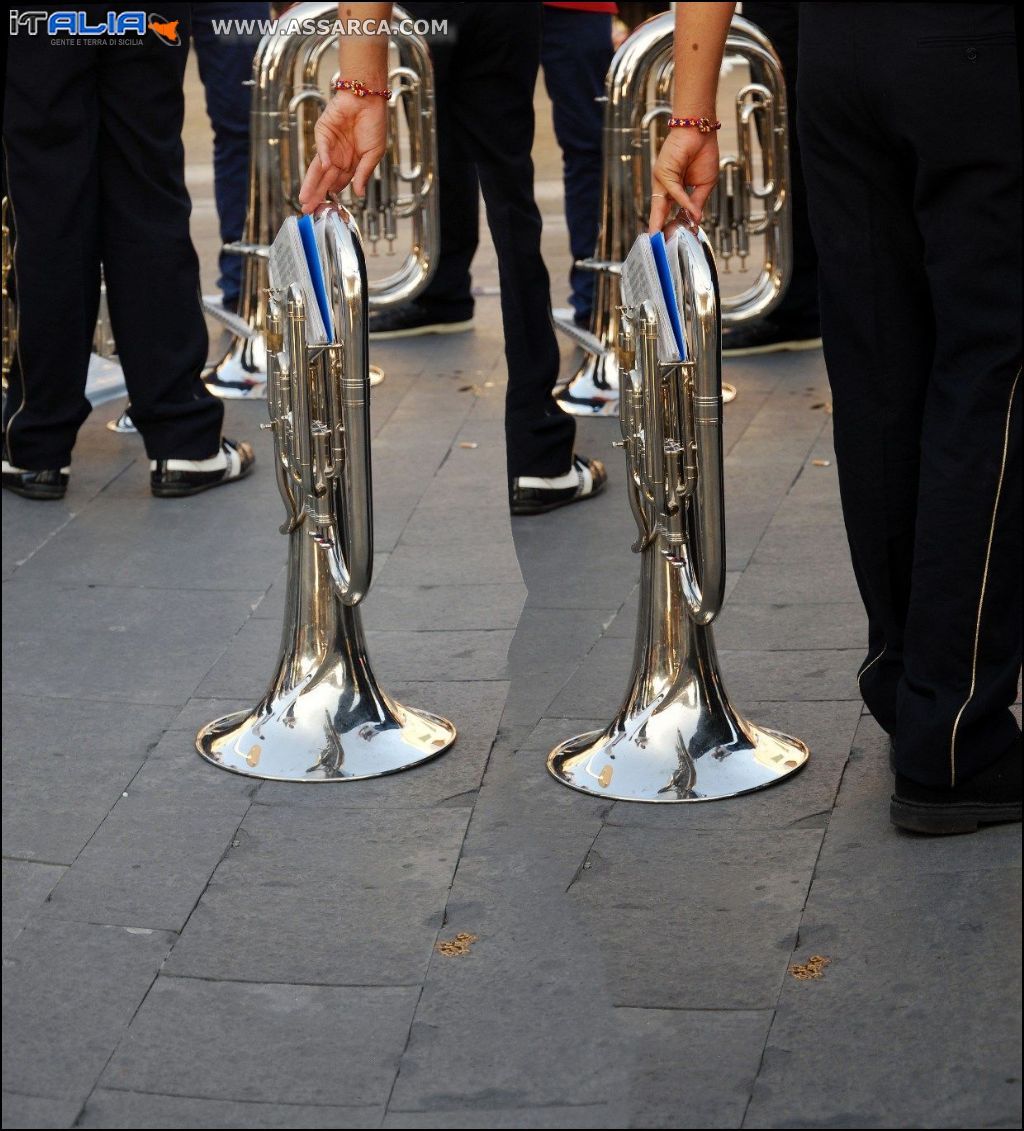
left=798, top=3, right=1021, bottom=786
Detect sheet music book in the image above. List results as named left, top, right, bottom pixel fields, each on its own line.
left=620, top=232, right=685, bottom=361
left=298, top=214, right=334, bottom=342
left=268, top=215, right=330, bottom=344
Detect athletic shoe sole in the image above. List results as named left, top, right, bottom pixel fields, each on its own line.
left=204, top=381, right=267, bottom=400
left=723, top=337, right=823, bottom=358
left=510, top=479, right=607, bottom=516
left=889, top=796, right=1022, bottom=835
left=556, top=392, right=620, bottom=417
left=151, top=461, right=254, bottom=499
left=369, top=320, right=474, bottom=341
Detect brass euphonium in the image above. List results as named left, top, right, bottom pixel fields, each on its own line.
left=197, top=204, right=456, bottom=781
left=205, top=1, right=439, bottom=392
left=547, top=226, right=807, bottom=802
left=556, top=13, right=792, bottom=413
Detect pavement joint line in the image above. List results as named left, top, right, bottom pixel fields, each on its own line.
left=6, top=510, right=79, bottom=576
left=565, top=823, right=609, bottom=895
left=71, top=787, right=264, bottom=1119
left=86, top=1085, right=385, bottom=1111
left=382, top=724, right=507, bottom=1120
left=2, top=855, right=73, bottom=869
left=156, top=972, right=427, bottom=989
left=611, top=1004, right=775, bottom=1014
left=71, top=931, right=178, bottom=1129
left=737, top=733, right=857, bottom=1129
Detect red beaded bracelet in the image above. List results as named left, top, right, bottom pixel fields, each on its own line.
left=668, top=116, right=722, bottom=134
left=331, top=78, right=393, bottom=100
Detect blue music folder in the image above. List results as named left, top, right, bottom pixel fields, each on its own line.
left=297, top=214, right=334, bottom=342
left=649, top=231, right=685, bottom=358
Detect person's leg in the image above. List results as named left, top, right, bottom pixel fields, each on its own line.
left=191, top=2, right=266, bottom=312
left=741, top=2, right=818, bottom=337
left=884, top=7, right=1021, bottom=787
left=2, top=37, right=100, bottom=470
left=797, top=5, right=934, bottom=737
left=540, top=6, right=611, bottom=325
left=438, top=2, right=576, bottom=482
left=96, top=5, right=223, bottom=459
left=400, top=4, right=478, bottom=320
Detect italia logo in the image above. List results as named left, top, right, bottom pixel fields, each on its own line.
left=8, top=10, right=183, bottom=44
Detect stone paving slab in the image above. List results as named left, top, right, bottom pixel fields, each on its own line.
left=568, top=825, right=826, bottom=1010
left=1, top=859, right=67, bottom=957
left=38, top=735, right=254, bottom=932
left=382, top=1107, right=624, bottom=1128
left=1, top=1093, right=84, bottom=1130
left=386, top=811, right=624, bottom=1113
left=78, top=1091, right=383, bottom=1129
left=743, top=865, right=1023, bottom=1129
left=2, top=920, right=175, bottom=1102
left=163, top=803, right=470, bottom=986
left=2, top=696, right=179, bottom=864
left=616, top=1007, right=774, bottom=1129
left=101, top=978, right=420, bottom=1108
left=1, top=582, right=261, bottom=707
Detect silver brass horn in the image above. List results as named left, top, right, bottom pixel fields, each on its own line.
left=205, top=1, right=438, bottom=391
left=548, top=226, right=807, bottom=802
left=556, top=13, right=792, bottom=413
left=197, top=204, right=456, bottom=781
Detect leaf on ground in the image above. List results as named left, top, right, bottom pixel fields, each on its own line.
left=789, top=954, right=831, bottom=980
left=435, top=932, right=479, bottom=958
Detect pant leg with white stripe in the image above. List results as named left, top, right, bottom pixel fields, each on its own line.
left=798, top=3, right=1021, bottom=787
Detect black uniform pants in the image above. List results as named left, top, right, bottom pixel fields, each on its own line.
left=798, top=3, right=1021, bottom=787
left=3, top=4, right=223, bottom=468
left=742, top=2, right=819, bottom=333
left=403, top=2, right=576, bottom=483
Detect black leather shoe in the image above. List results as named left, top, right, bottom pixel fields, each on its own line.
left=510, top=454, right=607, bottom=516
left=890, top=746, right=1022, bottom=835
left=151, top=438, right=255, bottom=498
left=1, top=462, right=70, bottom=501
left=369, top=301, right=474, bottom=340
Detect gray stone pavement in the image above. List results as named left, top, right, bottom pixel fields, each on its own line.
left=3, top=60, right=1022, bottom=1131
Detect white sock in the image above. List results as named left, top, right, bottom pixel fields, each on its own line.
left=517, top=459, right=591, bottom=492
left=3, top=460, right=71, bottom=474
left=150, top=443, right=236, bottom=475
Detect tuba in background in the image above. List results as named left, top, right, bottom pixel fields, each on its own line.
left=204, top=1, right=438, bottom=394
left=548, top=225, right=807, bottom=802
left=556, top=12, right=792, bottom=414
left=197, top=204, right=456, bottom=781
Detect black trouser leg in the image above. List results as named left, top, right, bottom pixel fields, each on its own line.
left=799, top=2, right=1021, bottom=787
left=3, top=4, right=223, bottom=468
left=97, top=8, right=222, bottom=459
left=3, top=41, right=100, bottom=468
left=418, top=109, right=479, bottom=320
left=408, top=2, right=576, bottom=482
left=540, top=7, right=611, bottom=323
left=742, top=1, right=819, bottom=333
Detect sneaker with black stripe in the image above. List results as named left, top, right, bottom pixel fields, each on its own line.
left=151, top=438, right=255, bottom=498
left=510, top=454, right=607, bottom=515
